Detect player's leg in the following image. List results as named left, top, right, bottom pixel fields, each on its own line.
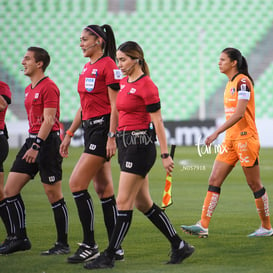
left=41, top=181, right=70, bottom=255
left=243, top=164, right=273, bottom=237
left=0, top=135, right=11, bottom=247
left=93, top=161, right=124, bottom=260
left=0, top=172, right=13, bottom=248
left=181, top=159, right=233, bottom=237
left=0, top=139, right=39, bottom=254
left=135, top=176, right=194, bottom=264
left=93, top=161, right=116, bottom=241
left=0, top=172, right=32, bottom=254
left=39, top=133, right=70, bottom=255
left=235, top=136, right=272, bottom=237
left=84, top=171, right=143, bottom=270
left=67, top=153, right=104, bottom=263
left=0, top=171, right=11, bottom=246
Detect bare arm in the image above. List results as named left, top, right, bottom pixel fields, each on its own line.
left=23, top=107, right=57, bottom=163
left=150, top=109, right=174, bottom=173
left=205, top=99, right=248, bottom=146
left=59, top=107, right=82, bottom=158
left=106, top=87, right=119, bottom=159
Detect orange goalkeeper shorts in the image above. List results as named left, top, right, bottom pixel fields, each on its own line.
left=215, top=136, right=260, bottom=167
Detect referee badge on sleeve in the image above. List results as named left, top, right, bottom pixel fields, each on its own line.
left=114, top=69, right=123, bottom=80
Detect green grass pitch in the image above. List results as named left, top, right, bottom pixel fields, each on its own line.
left=1, top=146, right=273, bottom=273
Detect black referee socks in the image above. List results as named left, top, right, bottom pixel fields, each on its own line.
left=0, top=199, right=12, bottom=237
left=73, top=190, right=95, bottom=246
left=100, top=195, right=118, bottom=243
left=51, top=198, right=69, bottom=245
left=6, top=194, right=27, bottom=239
left=145, top=203, right=181, bottom=249
left=107, top=210, right=133, bottom=255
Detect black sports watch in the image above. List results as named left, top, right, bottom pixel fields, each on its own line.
left=107, top=132, right=116, bottom=138
left=160, top=153, right=169, bottom=159
left=32, top=144, right=40, bottom=151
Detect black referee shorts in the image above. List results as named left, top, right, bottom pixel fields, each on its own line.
left=83, top=114, right=110, bottom=159
left=10, top=131, right=62, bottom=184
left=116, top=132, right=156, bottom=177
left=0, top=134, right=9, bottom=172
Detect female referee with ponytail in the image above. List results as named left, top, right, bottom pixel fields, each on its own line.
left=60, top=24, right=123, bottom=263
left=84, top=41, right=194, bottom=270
left=181, top=47, right=273, bottom=238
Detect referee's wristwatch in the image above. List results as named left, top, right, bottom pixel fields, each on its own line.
left=32, top=144, right=40, bottom=151
left=160, top=153, right=169, bottom=159
left=107, top=132, right=116, bottom=138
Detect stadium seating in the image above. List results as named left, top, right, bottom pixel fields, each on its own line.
left=255, top=63, right=273, bottom=118
left=1, top=0, right=273, bottom=121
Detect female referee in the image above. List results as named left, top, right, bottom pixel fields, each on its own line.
left=84, top=41, right=194, bottom=270
left=0, top=81, right=11, bottom=246
left=181, top=47, right=272, bottom=238
left=60, top=24, right=123, bottom=263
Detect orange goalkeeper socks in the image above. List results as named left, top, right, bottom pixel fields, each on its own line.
left=200, top=186, right=221, bottom=229
left=254, top=189, right=271, bottom=230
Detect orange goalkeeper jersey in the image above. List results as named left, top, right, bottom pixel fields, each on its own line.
left=224, top=73, right=258, bottom=140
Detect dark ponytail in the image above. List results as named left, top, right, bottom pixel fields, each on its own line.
left=222, top=47, right=254, bottom=85
left=100, top=24, right=117, bottom=62
left=84, top=24, right=117, bottom=62
left=240, top=56, right=254, bottom=85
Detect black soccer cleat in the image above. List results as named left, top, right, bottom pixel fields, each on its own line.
left=0, top=236, right=31, bottom=255
left=167, top=241, right=195, bottom=264
left=0, top=236, right=13, bottom=248
left=41, top=242, right=70, bottom=255
left=67, top=243, right=99, bottom=263
left=114, top=247, right=125, bottom=261
left=84, top=251, right=115, bottom=270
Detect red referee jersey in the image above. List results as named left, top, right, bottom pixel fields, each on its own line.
left=24, top=77, right=60, bottom=134
left=0, top=81, right=12, bottom=130
left=78, top=56, right=122, bottom=120
left=116, top=75, right=160, bottom=131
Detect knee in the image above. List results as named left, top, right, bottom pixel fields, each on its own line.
left=208, top=172, right=221, bottom=186
left=69, top=178, right=82, bottom=193
left=135, top=203, right=147, bottom=213
left=248, top=180, right=263, bottom=193
left=3, top=187, right=14, bottom=198
left=93, top=181, right=114, bottom=198
left=135, top=199, right=153, bottom=213
left=44, top=187, right=63, bottom=203
left=116, top=197, right=134, bottom=211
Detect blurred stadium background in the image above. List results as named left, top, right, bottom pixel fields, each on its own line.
left=1, top=0, right=273, bottom=146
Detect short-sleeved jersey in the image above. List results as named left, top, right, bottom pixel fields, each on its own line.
left=24, top=77, right=60, bottom=134
left=224, top=73, right=258, bottom=140
left=0, top=81, right=12, bottom=130
left=116, top=75, right=160, bottom=131
left=78, top=56, right=122, bottom=120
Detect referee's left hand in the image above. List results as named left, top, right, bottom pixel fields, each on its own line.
left=106, top=138, right=116, bottom=159
left=22, top=148, right=38, bottom=163
left=162, top=156, right=174, bottom=173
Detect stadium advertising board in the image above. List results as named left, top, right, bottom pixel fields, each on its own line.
left=7, top=119, right=273, bottom=148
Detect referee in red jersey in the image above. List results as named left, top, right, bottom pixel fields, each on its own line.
left=59, top=24, right=123, bottom=263
left=0, top=81, right=11, bottom=246
left=84, top=41, right=194, bottom=270
left=0, top=47, right=69, bottom=255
